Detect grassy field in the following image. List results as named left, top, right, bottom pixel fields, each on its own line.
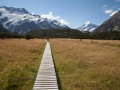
left=50, top=39, right=120, bottom=90
left=0, top=39, right=45, bottom=90
left=0, top=38, right=120, bottom=90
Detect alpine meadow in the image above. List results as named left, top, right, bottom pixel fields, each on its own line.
left=0, top=39, right=46, bottom=90
left=1, top=0, right=120, bottom=90
left=50, top=39, right=120, bottom=90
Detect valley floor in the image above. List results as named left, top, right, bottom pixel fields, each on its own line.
left=0, top=38, right=120, bottom=90
left=0, top=39, right=46, bottom=90
left=50, top=39, right=120, bottom=90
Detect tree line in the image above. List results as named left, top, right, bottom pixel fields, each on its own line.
left=26, top=29, right=120, bottom=40
left=0, top=32, right=34, bottom=40
left=0, top=28, right=120, bottom=40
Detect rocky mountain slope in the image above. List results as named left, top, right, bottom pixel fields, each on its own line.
left=94, top=10, right=120, bottom=33
left=0, top=6, right=69, bottom=34
left=77, top=21, right=98, bottom=32
left=0, top=24, right=9, bottom=33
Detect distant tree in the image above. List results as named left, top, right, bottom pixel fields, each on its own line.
left=25, top=35, right=32, bottom=40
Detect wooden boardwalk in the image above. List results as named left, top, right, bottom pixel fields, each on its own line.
left=33, top=41, right=59, bottom=90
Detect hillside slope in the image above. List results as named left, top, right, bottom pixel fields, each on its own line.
left=94, top=10, right=120, bottom=33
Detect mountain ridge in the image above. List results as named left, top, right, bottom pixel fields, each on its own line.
left=77, top=21, right=98, bottom=32
left=0, top=6, right=69, bottom=34
left=94, top=10, right=120, bottom=33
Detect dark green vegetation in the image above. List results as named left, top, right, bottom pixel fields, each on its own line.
left=1, top=28, right=120, bottom=40
left=26, top=29, right=120, bottom=40
left=0, top=24, right=33, bottom=39
left=26, top=29, right=83, bottom=38
left=92, top=31, right=120, bottom=40
left=0, top=32, right=24, bottom=39
left=0, top=24, right=24, bottom=39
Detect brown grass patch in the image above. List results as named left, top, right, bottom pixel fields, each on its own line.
left=0, top=39, right=45, bottom=90
left=50, top=39, right=120, bottom=90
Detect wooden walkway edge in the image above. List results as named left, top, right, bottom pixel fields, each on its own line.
left=33, top=41, right=59, bottom=90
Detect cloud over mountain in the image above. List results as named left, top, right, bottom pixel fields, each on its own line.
left=41, top=11, right=69, bottom=25
left=103, top=4, right=120, bottom=16
left=104, top=10, right=113, bottom=14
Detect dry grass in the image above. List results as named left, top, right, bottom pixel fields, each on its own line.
left=0, top=39, right=45, bottom=90
left=50, top=39, right=120, bottom=90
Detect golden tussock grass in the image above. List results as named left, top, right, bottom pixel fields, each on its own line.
left=0, top=39, right=45, bottom=90
left=50, top=39, right=120, bottom=90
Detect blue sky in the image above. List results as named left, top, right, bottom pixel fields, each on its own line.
left=0, top=0, right=120, bottom=28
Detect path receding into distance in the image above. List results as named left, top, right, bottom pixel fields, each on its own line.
left=33, top=41, right=59, bottom=90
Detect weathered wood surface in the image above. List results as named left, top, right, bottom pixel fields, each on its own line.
left=33, top=41, right=58, bottom=90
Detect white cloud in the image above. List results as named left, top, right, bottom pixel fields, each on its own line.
left=104, top=9, right=118, bottom=16
left=110, top=11, right=118, bottom=16
left=103, top=4, right=119, bottom=17
left=103, top=5, right=108, bottom=9
left=41, top=11, right=60, bottom=20
left=31, top=12, right=35, bottom=15
left=41, top=11, right=69, bottom=25
left=104, top=10, right=113, bottom=14
left=59, top=19, right=69, bottom=25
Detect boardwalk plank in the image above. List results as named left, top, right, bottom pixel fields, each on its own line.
left=33, top=41, right=58, bottom=90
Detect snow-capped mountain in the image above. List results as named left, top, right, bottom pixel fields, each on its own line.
left=0, top=23, right=9, bottom=33
left=77, top=21, right=98, bottom=32
left=0, top=6, right=69, bottom=34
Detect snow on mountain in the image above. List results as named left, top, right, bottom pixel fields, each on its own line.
left=77, top=21, right=98, bottom=32
left=0, top=6, right=69, bottom=34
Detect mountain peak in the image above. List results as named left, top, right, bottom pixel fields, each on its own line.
left=84, top=21, right=91, bottom=26
left=0, top=6, right=29, bottom=14
left=77, top=21, right=98, bottom=32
